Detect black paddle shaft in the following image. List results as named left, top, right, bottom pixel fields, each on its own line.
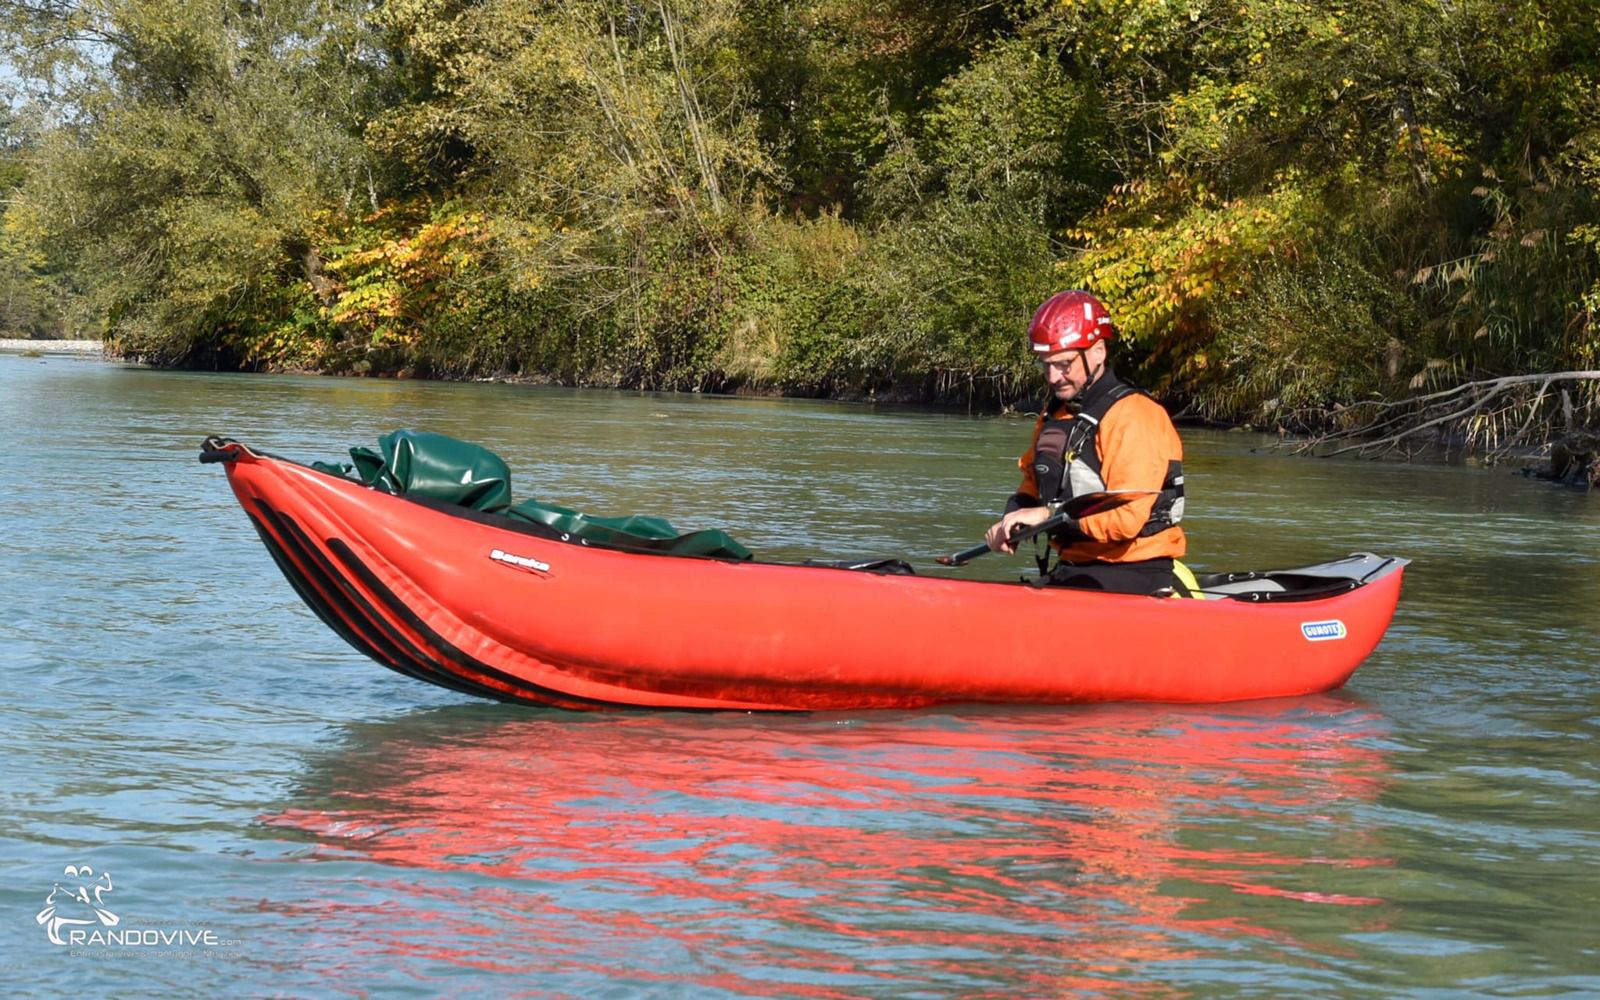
left=933, top=491, right=1149, bottom=567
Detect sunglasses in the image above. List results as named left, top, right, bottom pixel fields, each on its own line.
left=1034, top=354, right=1085, bottom=376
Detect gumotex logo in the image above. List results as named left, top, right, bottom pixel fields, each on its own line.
left=1300, top=619, right=1348, bottom=642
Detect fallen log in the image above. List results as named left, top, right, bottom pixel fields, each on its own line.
left=1525, top=431, right=1600, bottom=488
left=1276, top=371, right=1600, bottom=473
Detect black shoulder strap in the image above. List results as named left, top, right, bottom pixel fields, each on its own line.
left=1076, top=377, right=1143, bottom=426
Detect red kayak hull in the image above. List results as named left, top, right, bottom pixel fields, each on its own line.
left=212, top=441, right=1407, bottom=711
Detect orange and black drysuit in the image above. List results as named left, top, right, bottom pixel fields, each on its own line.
left=1007, top=368, right=1186, bottom=590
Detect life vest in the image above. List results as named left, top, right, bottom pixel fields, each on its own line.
left=1030, top=374, right=1186, bottom=539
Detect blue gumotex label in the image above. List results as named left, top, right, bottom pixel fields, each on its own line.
left=1300, top=619, right=1347, bottom=642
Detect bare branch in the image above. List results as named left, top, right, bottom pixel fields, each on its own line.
left=1281, top=372, right=1600, bottom=461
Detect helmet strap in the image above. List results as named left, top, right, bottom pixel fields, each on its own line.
left=1060, top=351, right=1103, bottom=415
left=1084, top=351, right=1105, bottom=389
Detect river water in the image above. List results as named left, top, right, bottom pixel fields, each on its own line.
left=1, top=352, right=1596, bottom=997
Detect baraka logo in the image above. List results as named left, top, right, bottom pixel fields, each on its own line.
left=36, top=865, right=120, bottom=945
left=489, top=548, right=551, bottom=574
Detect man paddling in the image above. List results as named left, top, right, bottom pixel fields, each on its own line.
left=984, top=290, right=1189, bottom=595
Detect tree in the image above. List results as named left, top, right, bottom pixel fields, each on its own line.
left=0, top=0, right=388, bottom=360
left=0, top=107, right=74, bottom=337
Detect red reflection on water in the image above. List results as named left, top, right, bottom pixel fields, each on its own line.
left=264, top=698, right=1392, bottom=994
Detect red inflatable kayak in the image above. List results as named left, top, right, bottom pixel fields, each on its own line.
left=202, top=438, right=1408, bottom=711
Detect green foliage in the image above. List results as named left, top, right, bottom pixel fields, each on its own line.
left=1407, top=167, right=1600, bottom=381
left=2, top=0, right=384, bottom=360
left=732, top=0, right=1012, bottom=214
left=1061, top=175, right=1319, bottom=390
left=214, top=199, right=496, bottom=373
left=1201, top=241, right=1413, bottom=423
left=0, top=118, right=75, bottom=337
left=2, top=0, right=1597, bottom=417
left=717, top=209, right=861, bottom=386
left=863, top=34, right=1103, bottom=227
left=770, top=195, right=1056, bottom=402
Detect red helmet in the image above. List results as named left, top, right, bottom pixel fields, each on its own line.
left=1027, top=290, right=1115, bottom=355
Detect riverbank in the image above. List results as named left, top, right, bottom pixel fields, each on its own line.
left=0, top=339, right=105, bottom=355
left=21, top=339, right=1596, bottom=485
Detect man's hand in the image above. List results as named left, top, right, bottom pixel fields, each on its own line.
left=984, top=505, right=1056, bottom=554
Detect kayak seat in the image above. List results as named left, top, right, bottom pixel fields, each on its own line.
left=1201, top=577, right=1289, bottom=597
left=1191, top=554, right=1393, bottom=602
left=1196, top=572, right=1360, bottom=602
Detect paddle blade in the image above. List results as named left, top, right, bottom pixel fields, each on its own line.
left=936, top=541, right=994, bottom=567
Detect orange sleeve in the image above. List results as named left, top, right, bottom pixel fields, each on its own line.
left=1077, top=395, right=1183, bottom=543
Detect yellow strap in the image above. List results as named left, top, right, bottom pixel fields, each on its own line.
left=1173, top=559, right=1204, bottom=599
